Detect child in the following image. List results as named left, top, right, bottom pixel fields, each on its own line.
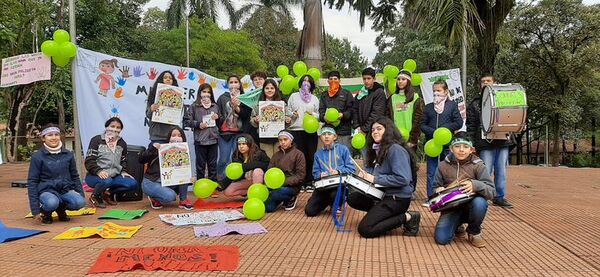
left=432, top=133, right=495, bottom=248
left=387, top=70, right=424, bottom=150
left=305, top=127, right=355, bottom=217
left=251, top=71, right=267, bottom=90
left=421, top=80, right=463, bottom=203
left=250, top=79, right=283, bottom=157
left=184, top=83, right=219, bottom=180
left=146, top=71, right=180, bottom=142
left=140, top=127, right=194, bottom=210
left=222, top=135, right=270, bottom=197
left=352, top=67, right=387, bottom=160
left=319, top=71, right=355, bottom=151
left=265, top=131, right=306, bottom=212
left=27, top=124, right=86, bottom=224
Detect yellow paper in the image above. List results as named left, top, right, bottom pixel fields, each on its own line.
left=25, top=207, right=96, bottom=218
left=53, top=222, right=142, bottom=240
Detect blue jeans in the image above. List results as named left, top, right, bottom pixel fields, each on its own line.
left=265, top=187, right=297, bottom=213
left=141, top=178, right=189, bottom=203
left=217, top=135, right=238, bottom=181
left=85, top=174, right=138, bottom=195
left=479, top=146, right=509, bottom=201
left=434, top=196, right=488, bottom=245
left=39, top=190, right=86, bottom=213
left=426, top=149, right=449, bottom=197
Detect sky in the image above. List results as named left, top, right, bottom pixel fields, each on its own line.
left=145, top=0, right=600, bottom=62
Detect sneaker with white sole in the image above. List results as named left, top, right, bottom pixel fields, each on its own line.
left=148, top=196, right=163, bottom=210
left=468, top=233, right=486, bottom=248
left=178, top=199, right=194, bottom=210
left=283, top=196, right=298, bottom=211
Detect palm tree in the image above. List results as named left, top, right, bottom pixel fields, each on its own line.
left=166, top=0, right=236, bottom=29
left=235, top=0, right=302, bottom=28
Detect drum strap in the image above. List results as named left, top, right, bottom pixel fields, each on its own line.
left=331, top=175, right=351, bottom=232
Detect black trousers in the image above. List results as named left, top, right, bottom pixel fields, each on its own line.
left=289, top=131, right=318, bottom=183
left=195, top=143, right=218, bottom=180
left=304, top=188, right=338, bottom=217
left=347, top=192, right=411, bottom=238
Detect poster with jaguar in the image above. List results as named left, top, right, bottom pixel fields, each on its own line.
left=258, top=101, right=285, bottom=138
left=158, top=142, right=192, bottom=186
left=152, top=83, right=184, bottom=126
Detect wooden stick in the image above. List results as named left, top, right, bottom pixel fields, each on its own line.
left=350, top=157, right=366, bottom=174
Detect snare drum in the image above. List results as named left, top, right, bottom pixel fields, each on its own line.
left=481, top=84, right=528, bottom=140
left=427, top=186, right=474, bottom=212
left=345, top=174, right=384, bottom=200
left=313, top=174, right=347, bottom=191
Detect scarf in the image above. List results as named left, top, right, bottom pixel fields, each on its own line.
left=300, top=81, right=312, bottom=103
left=229, top=83, right=241, bottom=98
left=328, top=79, right=341, bottom=97
left=433, top=94, right=448, bottom=114
left=44, top=141, right=63, bottom=154
left=169, top=136, right=183, bottom=143
left=104, top=127, right=121, bottom=152
left=200, top=97, right=212, bottom=109
left=357, top=86, right=369, bottom=100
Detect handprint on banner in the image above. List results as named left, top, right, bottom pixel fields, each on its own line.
left=119, top=66, right=131, bottom=78
left=198, top=75, right=206, bottom=85
left=177, top=68, right=188, bottom=80
left=188, top=71, right=196, bottom=81
left=242, top=81, right=250, bottom=90
left=116, top=77, right=126, bottom=86
left=147, top=67, right=158, bottom=80
left=210, top=79, right=217, bottom=88
left=133, top=66, right=145, bottom=77
left=110, top=104, right=120, bottom=117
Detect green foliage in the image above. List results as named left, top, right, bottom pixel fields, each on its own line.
left=322, top=35, right=368, bottom=78
left=142, top=7, right=168, bottom=32
left=17, top=142, right=37, bottom=162
left=166, top=0, right=236, bottom=29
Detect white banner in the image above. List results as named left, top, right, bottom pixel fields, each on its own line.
left=74, top=48, right=254, bottom=152
left=419, top=68, right=467, bottom=131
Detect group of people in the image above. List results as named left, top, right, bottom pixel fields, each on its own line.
left=26, top=67, right=514, bottom=248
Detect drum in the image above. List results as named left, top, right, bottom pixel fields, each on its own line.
left=481, top=84, right=528, bottom=140
left=427, top=186, right=474, bottom=212
left=345, top=174, right=384, bottom=200
left=313, top=174, right=347, bottom=191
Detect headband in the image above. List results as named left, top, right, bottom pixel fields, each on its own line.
left=450, top=137, right=473, bottom=148
left=278, top=131, right=294, bottom=141
left=237, top=136, right=248, bottom=144
left=41, top=127, right=60, bottom=137
left=319, top=127, right=336, bottom=136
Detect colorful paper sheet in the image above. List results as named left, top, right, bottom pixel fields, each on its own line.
left=99, top=209, right=148, bottom=220
left=159, top=210, right=244, bottom=226
left=25, top=207, right=96, bottom=218
left=193, top=199, right=244, bottom=210
left=194, top=222, right=267, bottom=237
left=159, top=142, right=193, bottom=186
left=53, top=222, right=142, bottom=240
left=87, top=245, right=240, bottom=274
left=0, top=220, right=47, bottom=243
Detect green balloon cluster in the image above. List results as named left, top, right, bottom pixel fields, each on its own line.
left=276, top=65, right=289, bottom=78
left=424, top=139, right=443, bottom=157
left=247, top=183, right=269, bottom=202
left=243, top=198, right=266, bottom=220
left=41, top=29, right=77, bottom=67
left=193, top=178, right=219, bottom=199
left=403, top=59, right=417, bottom=73
left=277, top=61, right=321, bottom=95
left=303, top=114, right=319, bottom=133
left=424, top=127, right=453, bottom=157
left=264, top=168, right=285, bottom=189
left=225, top=162, right=244, bottom=180
left=293, top=61, right=308, bottom=76
left=351, top=133, right=366, bottom=150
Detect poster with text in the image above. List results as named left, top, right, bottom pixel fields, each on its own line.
left=258, top=101, right=285, bottom=138
left=159, top=142, right=192, bottom=186
left=152, top=83, right=184, bottom=126
left=419, top=68, right=467, bottom=131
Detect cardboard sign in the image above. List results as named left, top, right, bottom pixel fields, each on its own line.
left=25, top=207, right=96, bottom=218
left=159, top=210, right=244, bottom=226
left=194, top=222, right=267, bottom=237
left=53, top=222, right=142, bottom=240
left=495, top=90, right=527, bottom=108
left=258, top=101, right=285, bottom=138
left=0, top=220, right=47, bottom=243
left=1, top=52, right=51, bottom=87
left=99, top=209, right=148, bottom=220
left=87, top=245, right=240, bottom=273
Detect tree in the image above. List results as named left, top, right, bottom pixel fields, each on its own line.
left=166, top=0, right=236, bottom=29
left=235, top=0, right=301, bottom=29
left=145, top=18, right=266, bottom=78
left=322, top=34, right=368, bottom=78
left=142, top=7, right=168, bottom=31
left=495, top=0, right=600, bottom=166
left=299, top=0, right=323, bottom=68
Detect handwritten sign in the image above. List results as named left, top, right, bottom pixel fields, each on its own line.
left=152, top=83, right=184, bottom=125
left=1, top=53, right=51, bottom=87
left=87, top=245, right=240, bottom=273
left=159, top=210, right=244, bottom=226
left=495, top=90, right=527, bottom=108
left=159, top=142, right=193, bottom=186
left=259, top=101, right=285, bottom=138
left=194, top=222, right=267, bottom=237
left=53, top=222, right=142, bottom=240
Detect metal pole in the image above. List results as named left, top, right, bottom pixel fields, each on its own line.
left=185, top=16, right=190, bottom=67
left=545, top=124, right=549, bottom=166
left=461, top=7, right=467, bottom=96
left=69, top=0, right=83, bottom=176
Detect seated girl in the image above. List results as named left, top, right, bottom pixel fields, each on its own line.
left=222, top=134, right=270, bottom=197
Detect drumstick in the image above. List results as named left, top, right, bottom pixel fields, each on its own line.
left=350, top=157, right=366, bottom=175
left=317, top=158, right=333, bottom=172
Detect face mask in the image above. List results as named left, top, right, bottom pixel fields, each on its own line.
left=433, top=93, right=447, bottom=104
left=105, top=127, right=121, bottom=138
left=170, top=136, right=183, bottom=143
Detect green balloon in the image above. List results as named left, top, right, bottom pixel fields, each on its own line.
left=225, top=162, right=244, bottom=180
left=351, top=133, right=366, bottom=150
left=307, top=67, right=321, bottom=81
left=293, top=61, right=308, bottom=76
left=280, top=75, right=295, bottom=95
left=324, top=108, right=340, bottom=123
left=243, top=198, right=266, bottom=220
left=294, top=76, right=301, bottom=90
left=412, top=73, right=423, bottom=86
left=388, top=65, right=400, bottom=79
left=264, top=168, right=285, bottom=189
left=424, top=139, right=443, bottom=157
left=332, top=120, right=341, bottom=127
left=52, top=56, right=70, bottom=67
left=53, top=29, right=70, bottom=43
left=383, top=65, right=392, bottom=76
left=303, top=114, right=319, bottom=134
left=403, top=59, right=417, bottom=73
left=387, top=78, right=397, bottom=94
left=193, top=178, right=218, bottom=199
left=58, top=42, right=77, bottom=58
left=247, top=183, right=269, bottom=202
left=41, top=40, right=58, bottom=56
left=276, top=65, right=289, bottom=78
left=434, top=127, right=453, bottom=145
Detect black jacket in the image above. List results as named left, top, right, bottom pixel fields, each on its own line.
left=216, top=91, right=255, bottom=142
left=466, top=96, right=511, bottom=150
left=352, top=82, right=387, bottom=132
left=139, top=143, right=161, bottom=182
left=421, top=99, right=463, bottom=141
left=319, top=88, right=354, bottom=136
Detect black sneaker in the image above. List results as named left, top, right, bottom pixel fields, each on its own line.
left=89, top=194, right=106, bottom=208
left=56, top=206, right=70, bottom=222
left=403, top=211, right=421, bottom=236
left=305, top=185, right=315, bottom=193
left=493, top=199, right=514, bottom=209
left=41, top=211, right=53, bottom=225
left=283, top=196, right=298, bottom=211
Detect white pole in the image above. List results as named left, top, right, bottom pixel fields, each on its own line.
left=185, top=15, right=190, bottom=67
left=545, top=124, right=549, bottom=166
left=69, top=0, right=83, bottom=176
left=461, top=7, right=467, bottom=96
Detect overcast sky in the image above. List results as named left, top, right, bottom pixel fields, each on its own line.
left=145, top=0, right=600, bottom=62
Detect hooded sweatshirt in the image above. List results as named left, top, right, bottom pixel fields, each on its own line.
left=433, top=153, right=496, bottom=200
left=352, top=82, right=387, bottom=132
left=312, top=143, right=356, bottom=180
left=268, top=145, right=306, bottom=193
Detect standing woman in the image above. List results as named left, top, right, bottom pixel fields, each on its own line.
left=146, top=71, right=179, bottom=143
left=184, top=83, right=219, bottom=180
left=222, top=134, right=270, bottom=197
left=27, top=124, right=86, bottom=224
left=387, top=70, right=424, bottom=151
left=216, top=75, right=253, bottom=183
left=250, top=78, right=283, bottom=157
left=348, top=117, right=421, bottom=238
left=85, top=117, right=138, bottom=208
left=285, top=74, right=319, bottom=189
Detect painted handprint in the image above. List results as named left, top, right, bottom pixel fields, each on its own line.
left=133, top=66, right=145, bottom=77
left=198, top=75, right=206, bottom=85
left=177, top=68, right=188, bottom=80
left=188, top=71, right=196, bottom=81
left=116, top=77, right=126, bottom=86
left=119, top=66, right=131, bottom=78
left=210, top=79, right=217, bottom=88
left=147, top=67, right=158, bottom=80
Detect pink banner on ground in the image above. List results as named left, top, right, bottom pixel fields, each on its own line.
left=1, top=53, right=51, bottom=87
